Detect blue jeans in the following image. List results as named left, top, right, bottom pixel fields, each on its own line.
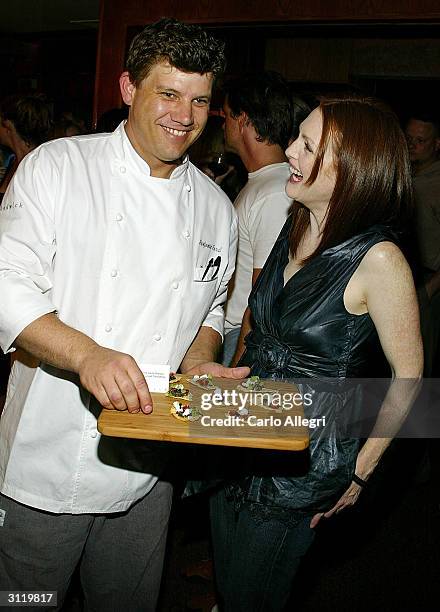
left=210, top=488, right=316, bottom=611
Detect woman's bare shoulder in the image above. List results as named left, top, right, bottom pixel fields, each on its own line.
left=359, top=241, right=411, bottom=276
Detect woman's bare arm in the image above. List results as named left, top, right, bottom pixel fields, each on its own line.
left=311, top=242, right=423, bottom=527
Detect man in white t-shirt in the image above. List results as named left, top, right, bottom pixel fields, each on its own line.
left=221, top=72, right=309, bottom=364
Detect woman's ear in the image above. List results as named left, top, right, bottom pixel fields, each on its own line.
left=119, top=72, right=136, bottom=106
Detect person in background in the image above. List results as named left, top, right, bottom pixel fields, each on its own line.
left=189, top=113, right=247, bottom=202
left=52, top=119, right=82, bottom=137
left=0, top=18, right=247, bottom=610
left=0, top=93, right=53, bottom=408
left=0, top=145, right=13, bottom=183
left=52, top=108, right=91, bottom=138
left=0, top=93, right=53, bottom=201
left=211, top=95, right=423, bottom=611
left=221, top=72, right=309, bottom=365
left=96, top=106, right=129, bottom=133
left=405, top=112, right=440, bottom=375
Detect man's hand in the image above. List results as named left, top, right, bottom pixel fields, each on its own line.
left=185, top=361, right=250, bottom=380
left=309, top=482, right=362, bottom=529
left=78, top=346, right=153, bottom=414
left=14, top=313, right=153, bottom=414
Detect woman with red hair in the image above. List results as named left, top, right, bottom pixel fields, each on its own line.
left=211, top=95, right=423, bottom=611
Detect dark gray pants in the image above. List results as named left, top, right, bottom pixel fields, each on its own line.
left=0, top=481, right=173, bottom=611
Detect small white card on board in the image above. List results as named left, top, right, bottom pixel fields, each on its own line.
left=139, top=363, right=170, bottom=393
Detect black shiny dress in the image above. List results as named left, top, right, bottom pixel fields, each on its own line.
left=233, top=218, right=397, bottom=512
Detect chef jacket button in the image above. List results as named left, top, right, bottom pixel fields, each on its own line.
left=172, top=281, right=179, bottom=290
left=183, top=230, right=190, bottom=238
left=120, top=166, right=126, bottom=173
left=185, top=184, right=191, bottom=192
left=153, top=333, right=161, bottom=341
left=111, top=269, right=118, bottom=278
left=90, top=431, right=98, bottom=439
left=115, top=213, right=123, bottom=222
left=105, top=324, right=112, bottom=332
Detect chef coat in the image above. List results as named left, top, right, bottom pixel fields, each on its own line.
left=0, top=123, right=237, bottom=513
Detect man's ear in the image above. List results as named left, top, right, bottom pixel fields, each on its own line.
left=435, top=136, right=440, bottom=153
left=119, top=71, right=136, bottom=106
left=237, top=112, right=248, bottom=134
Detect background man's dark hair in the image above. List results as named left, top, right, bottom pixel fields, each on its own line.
left=223, top=71, right=308, bottom=150
left=406, top=110, right=440, bottom=137
left=0, top=94, right=53, bottom=148
left=126, top=18, right=226, bottom=86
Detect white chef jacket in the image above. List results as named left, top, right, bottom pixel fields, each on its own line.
left=0, top=123, right=237, bottom=513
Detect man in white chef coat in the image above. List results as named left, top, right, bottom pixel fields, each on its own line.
left=0, top=18, right=247, bottom=610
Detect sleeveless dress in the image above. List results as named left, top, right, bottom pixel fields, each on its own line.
left=231, top=218, right=398, bottom=513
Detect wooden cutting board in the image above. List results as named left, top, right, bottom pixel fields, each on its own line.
left=97, top=377, right=309, bottom=452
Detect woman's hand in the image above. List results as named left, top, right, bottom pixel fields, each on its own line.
left=310, top=481, right=362, bottom=528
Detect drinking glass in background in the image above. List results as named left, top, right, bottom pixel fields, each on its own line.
left=188, top=114, right=247, bottom=201
left=206, top=152, right=229, bottom=178
left=199, top=151, right=247, bottom=202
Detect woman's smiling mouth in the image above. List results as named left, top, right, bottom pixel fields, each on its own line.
left=289, top=165, right=303, bottom=182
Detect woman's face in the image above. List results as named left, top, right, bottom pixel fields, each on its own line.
left=285, top=107, right=336, bottom=211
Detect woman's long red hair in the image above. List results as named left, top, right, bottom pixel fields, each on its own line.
left=289, top=94, right=414, bottom=261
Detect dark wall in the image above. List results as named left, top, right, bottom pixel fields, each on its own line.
left=1, top=29, right=97, bottom=127
left=3, top=1, right=440, bottom=130
left=95, top=0, right=440, bottom=121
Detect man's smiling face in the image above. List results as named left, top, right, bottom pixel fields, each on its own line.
left=405, top=118, right=440, bottom=171
left=120, top=61, right=213, bottom=178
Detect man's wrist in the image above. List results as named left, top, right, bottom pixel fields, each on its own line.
left=72, top=339, right=101, bottom=374
left=181, top=327, right=222, bottom=373
left=181, top=358, right=214, bottom=374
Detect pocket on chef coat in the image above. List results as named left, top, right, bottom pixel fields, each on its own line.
left=193, top=255, right=222, bottom=282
